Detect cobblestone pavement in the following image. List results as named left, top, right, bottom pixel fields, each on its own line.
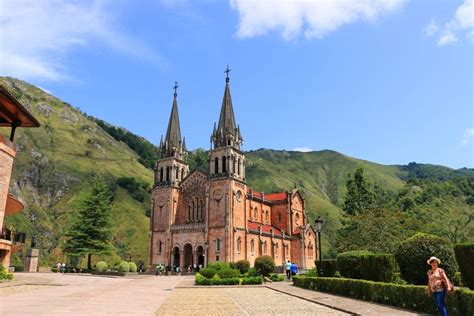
left=156, top=287, right=349, bottom=315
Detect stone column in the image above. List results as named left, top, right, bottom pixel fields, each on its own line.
left=179, top=250, right=185, bottom=268
left=24, top=249, right=39, bottom=272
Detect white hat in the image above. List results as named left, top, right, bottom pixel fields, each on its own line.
left=427, top=256, right=441, bottom=265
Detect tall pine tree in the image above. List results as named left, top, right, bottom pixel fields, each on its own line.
left=63, top=176, right=113, bottom=269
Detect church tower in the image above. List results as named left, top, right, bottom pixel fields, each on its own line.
left=149, top=83, right=189, bottom=266
left=155, top=82, right=189, bottom=187
left=209, top=66, right=245, bottom=182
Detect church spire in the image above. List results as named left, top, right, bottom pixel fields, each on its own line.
left=211, top=65, right=243, bottom=150
left=160, top=82, right=186, bottom=159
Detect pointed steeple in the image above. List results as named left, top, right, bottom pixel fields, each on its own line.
left=211, top=65, right=243, bottom=149
left=160, top=82, right=186, bottom=159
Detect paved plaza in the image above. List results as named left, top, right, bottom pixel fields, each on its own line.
left=0, top=273, right=422, bottom=315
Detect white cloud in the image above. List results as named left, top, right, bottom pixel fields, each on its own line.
left=293, top=147, right=312, bottom=152
left=462, top=127, right=474, bottom=146
left=427, top=0, right=474, bottom=46
left=229, top=0, right=407, bottom=40
left=423, top=20, right=439, bottom=37
left=0, top=0, right=162, bottom=81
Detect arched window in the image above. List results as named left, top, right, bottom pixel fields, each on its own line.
left=214, top=157, right=219, bottom=174
left=265, top=211, right=269, bottom=223
left=192, top=200, right=195, bottom=220
left=216, top=239, right=221, bottom=252
left=278, top=212, right=282, bottom=222
left=237, top=158, right=241, bottom=175
left=166, top=166, right=170, bottom=181
left=250, top=239, right=255, bottom=254
left=254, top=207, right=258, bottom=220
left=160, top=167, right=163, bottom=182
left=222, top=156, right=227, bottom=173
left=295, top=213, right=300, bottom=225
left=275, top=243, right=279, bottom=257
left=187, top=205, right=191, bottom=220
left=181, top=168, right=185, bottom=180
left=175, top=166, right=179, bottom=179
left=308, top=242, right=314, bottom=259
left=263, top=241, right=267, bottom=254
left=200, top=200, right=204, bottom=220
left=232, top=158, right=236, bottom=173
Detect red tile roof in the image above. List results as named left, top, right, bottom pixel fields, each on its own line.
left=247, top=221, right=282, bottom=236
left=265, top=192, right=287, bottom=201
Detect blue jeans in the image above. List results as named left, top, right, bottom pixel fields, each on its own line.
left=433, top=291, right=448, bottom=316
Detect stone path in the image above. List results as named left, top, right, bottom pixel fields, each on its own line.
left=266, top=281, right=424, bottom=316
left=0, top=273, right=183, bottom=315
left=156, top=287, right=349, bottom=315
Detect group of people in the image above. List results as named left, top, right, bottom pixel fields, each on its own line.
left=155, top=264, right=203, bottom=276
left=284, top=260, right=298, bottom=280
left=55, top=262, right=66, bottom=273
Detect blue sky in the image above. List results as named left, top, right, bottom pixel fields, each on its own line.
left=1, top=0, right=473, bottom=168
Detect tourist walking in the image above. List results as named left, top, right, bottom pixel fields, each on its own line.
left=290, top=262, right=298, bottom=277
left=285, top=260, right=291, bottom=280
left=427, top=256, right=452, bottom=316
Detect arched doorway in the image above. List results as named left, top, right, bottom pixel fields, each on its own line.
left=196, top=245, right=204, bottom=266
left=172, top=246, right=180, bottom=268
left=184, top=243, right=193, bottom=270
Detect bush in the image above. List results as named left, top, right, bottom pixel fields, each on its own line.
left=200, top=267, right=217, bottom=279
left=0, top=264, right=13, bottom=280
left=96, top=261, right=108, bottom=272
left=236, top=260, right=250, bottom=274
left=229, top=262, right=238, bottom=270
left=254, top=255, right=275, bottom=277
left=315, top=259, right=338, bottom=277
left=454, top=242, right=474, bottom=290
left=452, top=272, right=464, bottom=287
left=207, top=262, right=229, bottom=271
left=217, top=268, right=240, bottom=279
left=118, top=261, right=130, bottom=272
left=395, top=233, right=457, bottom=285
left=241, top=276, right=263, bottom=285
left=51, top=268, right=58, bottom=273
left=293, top=276, right=474, bottom=316
left=305, top=268, right=318, bottom=277
left=247, top=267, right=258, bottom=277
left=270, top=273, right=285, bottom=282
left=337, top=250, right=395, bottom=282
left=195, top=274, right=240, bottom=286
left=129, top=262, right=138, bottom=273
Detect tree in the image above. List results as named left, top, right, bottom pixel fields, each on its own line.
left=342, top=168, right=376, bottom=216
left=63, top=176, right=113, bottom=269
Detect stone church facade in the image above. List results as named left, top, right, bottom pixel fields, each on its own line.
left=148, top=74, right=317, bottom=270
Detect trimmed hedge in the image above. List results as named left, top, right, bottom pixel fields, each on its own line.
left=118, top=261, right=130, bottom=272
left=293, top=276, right=474, bottom=315
left=200, top=267, right=217, bottom=279
left=395, top=233, right=456, bottom=285
left=315, top=259, right=338, bottom=277
left=337, top=250, right=395, bottom=282
left=454, top=243, right=474, bottom=290
left=236, top=260, right=250, bottom=274
left=217, top=268, right=240, bottom=279
left=247, top=267, right=258, bottom=277
left=254, top=255, right=275, bottom=277
left=0, top=264, right=13, bottom=280
left=207, top=262, right=229, bottom=271
left=129, top=262, right=138, bottom=273
left=241, top=276, right=263, bottom=285
left=270, top=273, right=285, bottom=282
left=194, top=273, right=263, bottom=286
left=96, top=261, right=108, bottom=272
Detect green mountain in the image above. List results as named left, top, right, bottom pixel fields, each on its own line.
left=1, top=77, right=472, bottom=266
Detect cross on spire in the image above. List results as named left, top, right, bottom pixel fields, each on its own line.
left=225, top=65, right=231, bottom=82
left=173, top=81, right=179, bottom=97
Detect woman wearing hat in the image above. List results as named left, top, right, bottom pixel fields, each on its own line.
left=427, top=256, right=452, bottom=316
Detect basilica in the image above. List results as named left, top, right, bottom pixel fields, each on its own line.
left=148, top=71, right=317, bottom=270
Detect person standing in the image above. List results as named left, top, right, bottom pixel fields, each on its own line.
left=427, top=256, right=452, bottom=316
left=285, top=260, right=291, bottom=280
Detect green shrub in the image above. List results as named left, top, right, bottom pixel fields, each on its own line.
left=454, top=243, right=474, bottom=290
left=294, top=276, right=474, bottom=315
left=254, top=255, right=275, bottom=277
left=270, top=273, right=285, bottom=282
left=395, top=233, right=456, bottom=285
left=452, top=272, right=464, bottom=287
left=207, top=262, right=230, bottom=271
left=0, top=264, right=13, bottom=280
left=51, top=268, right=58, bottom=273
left=96, top=261, right=108, bottom=272
left=129, top=262, right=138, bottom=273
left=337, top=251, right=395, bottom=282
left=217, top=268, right=240, bottom=279
left=195, top=273, right=205, bottom=285
left=247, top=267, right=258, bottom=277
left=229, top=262, right=238, bottom=270
left=236, top=260, right=250, bottom=274
left=315, top=259, right=338, bottom=277
left=200, top=267, right=217, bottom=279
left=241, top=276, right=263, bottom=285
left=118, top=261, right=130, bottom=272
left=195, top=273, right=240, bottom=286
left=305, top=267, right=318, bottom=277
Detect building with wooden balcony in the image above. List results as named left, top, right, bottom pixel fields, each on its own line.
left=0, top=85, right=40, bottom=268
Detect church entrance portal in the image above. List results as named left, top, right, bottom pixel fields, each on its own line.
left=196, top=245, right=204, bottom=266
left=184, top=243, right=193, bottom=269
left=172, top=246, right=180, bottom=268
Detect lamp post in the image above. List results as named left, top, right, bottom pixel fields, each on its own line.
left=315, top=216, right=324, bottom=276
left=204, top=241, right=209, bottom=267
